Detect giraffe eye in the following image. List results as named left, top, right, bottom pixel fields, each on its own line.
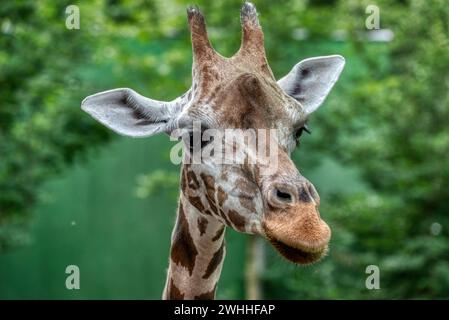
left=294, top=124, right=311, bottom=141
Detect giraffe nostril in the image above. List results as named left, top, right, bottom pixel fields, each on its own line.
left=301, top=181, right=320, bottom=205
left=298, top=187, right=312, bottom=203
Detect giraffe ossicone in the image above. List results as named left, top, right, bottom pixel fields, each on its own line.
left=81, top=2, right=345, bottom=300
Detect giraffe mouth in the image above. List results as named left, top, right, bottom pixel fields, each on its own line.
left=268, top=238, right=328, bottom=265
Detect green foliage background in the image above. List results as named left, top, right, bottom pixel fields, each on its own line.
left=0, top=0, right=448, bottom=299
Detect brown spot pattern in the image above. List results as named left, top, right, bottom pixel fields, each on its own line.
left=228, top=210, right=246, bottom=231
left=189, top=195, right=206, bottom=213
left=196, top=172, right=221, bottom=217
left=167, top=279, right=185, bottom=300
left=200, top=173, right=216, bottom=198
left=194, top=284, right=216, bottom=300
left=198, top=217, right=208, bottom=236
left=203, top=243, right=225, bottom=279
left=212, top=226, right=225, bottom=242
left=219, top=208, right=232, bottom=226
left=187, top=170, right=200, bottom=190
left=180, top=168, right=187, bottom=192
left=217, top=186, right=228, bottom=208
left=171, top=203, right=198, bottom=276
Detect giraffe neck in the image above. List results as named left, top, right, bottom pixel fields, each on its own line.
left=163, top=194, right=226, bottom=300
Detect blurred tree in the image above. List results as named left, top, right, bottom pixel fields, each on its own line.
left=0, top=1, right=111, bottom=250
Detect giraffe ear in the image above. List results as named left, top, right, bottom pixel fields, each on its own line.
left=81, top=88, right=184, bottom=137
left=277, top=55, right=345, bottom=114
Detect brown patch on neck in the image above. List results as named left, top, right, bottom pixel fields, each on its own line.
left=200, top=172, right=216, bottom=199
left=189, top=195, right=207, bottom=213
left=202, top=242, right=225, bottom=279
left=198, top=216, right=208, bottom=236
left=180, top=167, right=188, bottom=192
left=181, top=167, right=212, bottom=215
left=217, top=186, right=228, bottom=208
left=171, top=202, right=198, bottom=276
left=212, top=226, right=225, bottom=241
left=181, top=165, right=201, bottom=190
left=194, top=284, right=217, bottom=300
left=197, top=172, right=221, bottom=216
left=228, top=210, right=246, bottom=231
left=167, top=279, right=185, bottom=300
left=187, top=170, right=200, bottom=190
left=207, top=196, right=219, bottom=215
left=219, top=208, right=233, bottom=226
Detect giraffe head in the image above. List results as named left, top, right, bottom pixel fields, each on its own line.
left=82, top=3, right=345, bottom=265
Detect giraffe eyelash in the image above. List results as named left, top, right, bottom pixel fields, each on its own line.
left=294, top=124, right=311, bottom=141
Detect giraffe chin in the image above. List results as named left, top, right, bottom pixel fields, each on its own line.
left=268, top=238, right=328, bottom=265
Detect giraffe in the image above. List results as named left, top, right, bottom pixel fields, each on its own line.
left=81, top=2, right=345, bottom=300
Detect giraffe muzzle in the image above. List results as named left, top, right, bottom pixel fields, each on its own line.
left=263, top=180, right=330, bottom=265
